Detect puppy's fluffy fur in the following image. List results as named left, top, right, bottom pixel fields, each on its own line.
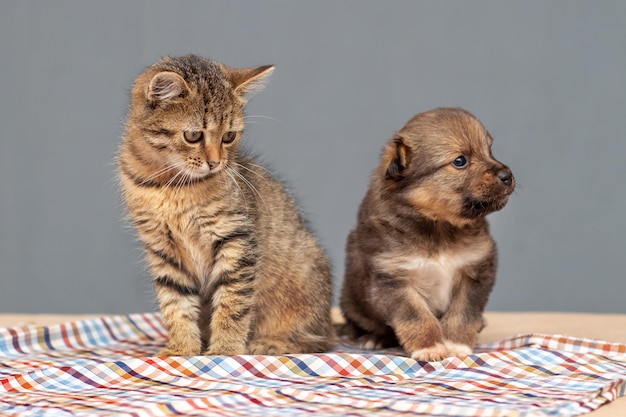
left=340, top=108, right=515, bottom=361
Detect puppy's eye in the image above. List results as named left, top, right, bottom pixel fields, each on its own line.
left=222, top=131, right=237, bottom=144
left=452, top=155, right=469, bottom=169
left=183, top=131, right=203, bottom=143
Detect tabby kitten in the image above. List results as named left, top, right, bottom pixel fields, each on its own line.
left=118, top=55, right=333, bottom=356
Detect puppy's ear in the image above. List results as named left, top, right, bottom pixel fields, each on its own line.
left=384, top=135, right=411, bottom=181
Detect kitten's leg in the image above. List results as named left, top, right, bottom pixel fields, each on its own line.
left=198, top=301, right=213, bottom=352
left=247, top=338, right=299, bottom=355
left=247, top=314, right=333, bottom=354
left=247, top=316, right=333, bottom=355
left=145, top=249, right=202, bottom=356
left=440, top=261, right=496, bottom=356
left=247, top=324, right=332, bottom=355
left=247, top=249, right=333, bottom=355
left=153, top=275, right=202, bottom=357
left=204, top=233, right=257, bottom=355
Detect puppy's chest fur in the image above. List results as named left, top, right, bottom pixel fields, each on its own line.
left=375, top=235, right=493, bottom=315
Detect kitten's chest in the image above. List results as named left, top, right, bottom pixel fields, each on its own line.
left=129, top=186, right=248, bottom=277
left=131, top=182, right=235, bottom=232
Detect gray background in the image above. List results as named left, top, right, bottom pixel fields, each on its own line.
left=1, top=1, right=625, bottom=314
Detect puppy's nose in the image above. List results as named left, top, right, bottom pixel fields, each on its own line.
left=496, top=168, right=513, bottom=186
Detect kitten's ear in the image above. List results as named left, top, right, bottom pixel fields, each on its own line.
left=146, top=71, right=190, bottom=102
left=384, top=135, right=411, bottom=181
left=223, top=65, right=275, bottom=97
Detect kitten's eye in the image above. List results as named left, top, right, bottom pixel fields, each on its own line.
left=221, top=131, right=237, bottom=144
left=452, top=155, right=469, bottom=169
left=183, top=131, right=203, bottom=143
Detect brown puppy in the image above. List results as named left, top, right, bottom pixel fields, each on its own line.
left=340, top=108, right=515, bottom=361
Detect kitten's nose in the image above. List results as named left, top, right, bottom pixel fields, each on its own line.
left=207, top=160, right=221, bottom=170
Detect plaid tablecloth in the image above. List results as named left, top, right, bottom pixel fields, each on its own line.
left=0, top=313, right=625, bottom=416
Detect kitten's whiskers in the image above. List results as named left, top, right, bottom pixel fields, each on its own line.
left=161, top=168, right=186, bottom=197
left=247, top=163, right=270, bottom=174
left=173, top=171, right=192, bottom=195
left=224, top=167, right=249, bottom=214
left=141, top=162, right=187, bottom=186
left=233, top=162, right=266, bottom=181
left=245, top=114, right=286, bottom=127
left=230, top=167, right=269, bottom=215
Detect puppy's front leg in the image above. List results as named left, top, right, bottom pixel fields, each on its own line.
left=440, top=261, right=496, bottom=356
left=379, top=282, right=450, bottom=361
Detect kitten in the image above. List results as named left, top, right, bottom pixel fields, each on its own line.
left=118, top=55, right=333, bottom=356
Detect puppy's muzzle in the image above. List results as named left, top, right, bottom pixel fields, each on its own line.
left=462, top=164, right=515, bottom=219
left=496, top=168, right=514, bottom=187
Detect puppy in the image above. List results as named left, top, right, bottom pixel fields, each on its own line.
left=340, top=108, right=515, bottom=361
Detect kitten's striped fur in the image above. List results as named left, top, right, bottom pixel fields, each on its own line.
left=118, top=55, right=333, bottom=356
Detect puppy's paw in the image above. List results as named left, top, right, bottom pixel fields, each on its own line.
left=409, top=341, right=473, bottom=361
left=444, top=340, right=473, bottom=357
left=358, top=334, right=385, bottom=350
left=410, top=342, right=450, bottom=362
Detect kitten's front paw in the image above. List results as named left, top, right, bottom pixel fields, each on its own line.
left=157, top=346, right=201, bottom=357
left=203, top=348, right=243, bottom=356
left=203, top=341, right=247, bottom=356
left=248, top=339, right=296, bottom=355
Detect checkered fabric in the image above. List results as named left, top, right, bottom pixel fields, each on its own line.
left=0, top=314, right=625, bottom=416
